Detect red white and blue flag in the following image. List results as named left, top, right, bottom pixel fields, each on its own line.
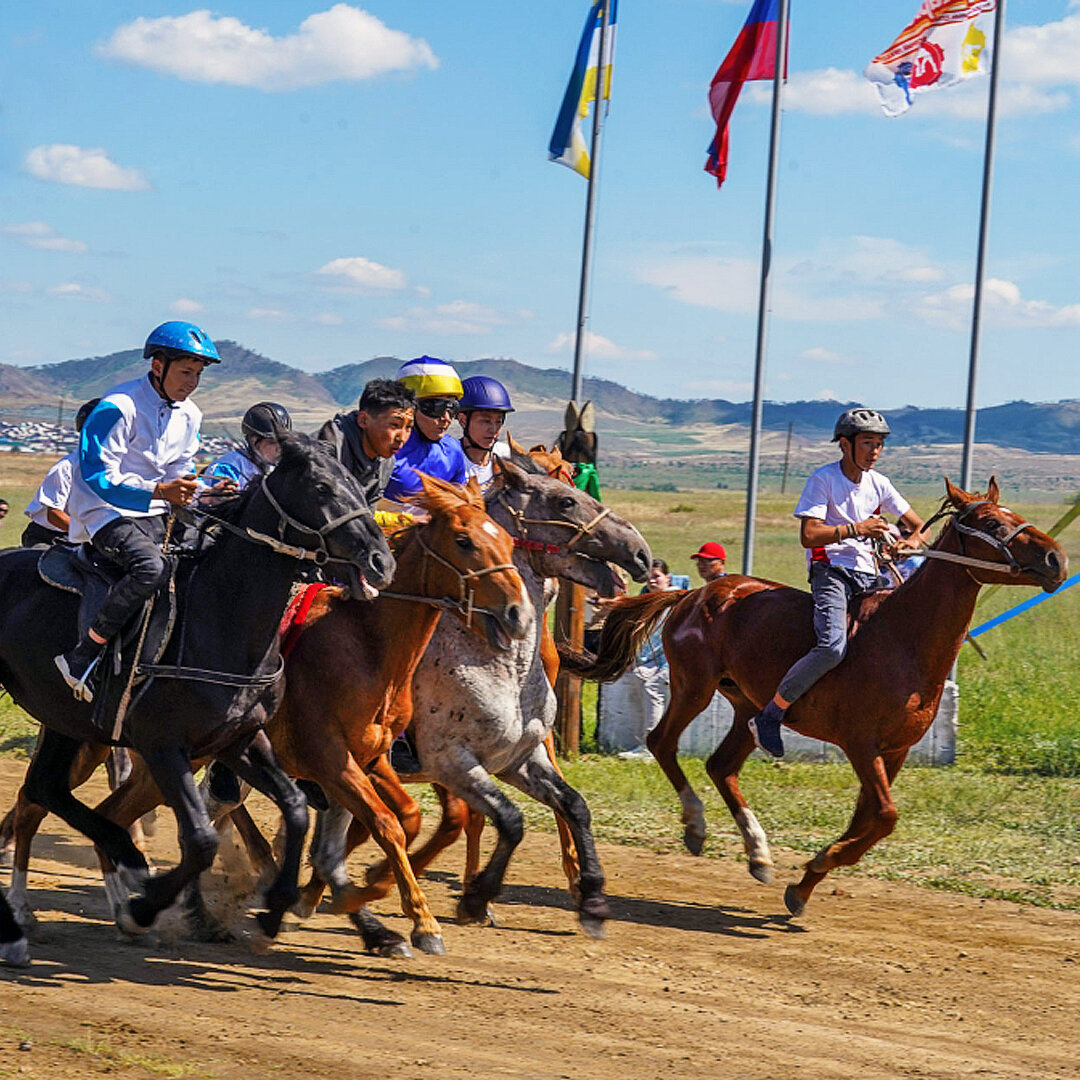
left=705, top=0, right=788, bottom=189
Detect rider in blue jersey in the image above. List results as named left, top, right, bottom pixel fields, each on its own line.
left=204, top=402, right=292, bottom=491
left=383, top=357, right=467, bottom=503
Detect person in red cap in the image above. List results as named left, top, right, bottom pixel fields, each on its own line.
left=690, top=541, right=727, bottom=583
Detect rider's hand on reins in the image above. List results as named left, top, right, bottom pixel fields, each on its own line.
left=154, top=475, right=200, bottom=506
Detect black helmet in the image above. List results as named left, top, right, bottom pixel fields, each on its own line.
left=833, top=407, right=890, bottom=442
left=75, top=398, right=101, bottom=434
left=241, top=401, right=292, bottom=441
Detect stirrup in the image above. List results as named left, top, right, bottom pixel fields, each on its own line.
left=55, top=651, right=101, bottom=704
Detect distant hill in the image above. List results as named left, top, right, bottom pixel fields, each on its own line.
left=3, top=342, right=1080, bottom=457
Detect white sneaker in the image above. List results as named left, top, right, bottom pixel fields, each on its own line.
left=618, top=745, right=653, bottom=761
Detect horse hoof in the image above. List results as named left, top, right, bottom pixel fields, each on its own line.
left=116, top=902, right=150, bottom=939
left=0, top=937, right=30, bottom=967
left=484, top=905, right=498, bottom=928
left=245, top=916, right=275, bottom=955
left=749, top=861, right=774, bottom=884
left=373, top=939, right=414, bottom=959
left=0, top=848, right=13, bottom=870
left=290, top=898, right=318, bottom=920
left=784, top=884, right=807, bottom=917
left=579, top=914, right=606, bottom=940
left=682, top=827, right=705, bottom=856
left=411, top=931, right=446, bottom=956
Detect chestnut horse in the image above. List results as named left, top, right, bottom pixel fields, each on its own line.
left=561, top=479, right=1067, bottom=915
left=6, top=475, right=529, bottom=955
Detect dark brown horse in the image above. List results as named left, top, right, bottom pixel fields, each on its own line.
left=561, top=479, right=1067, bottom=915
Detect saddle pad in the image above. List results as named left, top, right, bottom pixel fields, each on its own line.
left=38, top=544, right=121, bottom=639
left=280, top=582, right=329, bottom=659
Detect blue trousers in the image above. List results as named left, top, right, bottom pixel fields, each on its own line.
left=777, top=562, right=878, bottom=706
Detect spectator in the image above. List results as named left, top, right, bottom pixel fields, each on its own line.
left=0, top=500, right=8, bottom=522
left=690, top=541, right=727, bottom=582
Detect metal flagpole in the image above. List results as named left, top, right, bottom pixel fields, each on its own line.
left=742, top=0, right=790, bottom=575
left=960, top=0, right=1006, bottom=492
left=571, top=0, right=612, bottom=405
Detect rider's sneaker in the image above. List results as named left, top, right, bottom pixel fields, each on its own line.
left=748, top=701, right=787, bottom=759
left=54, top=638, right=104, bottom=703
left=389, top=734, right=421, bottom=775
left=618, top=745, right=653, bottom=761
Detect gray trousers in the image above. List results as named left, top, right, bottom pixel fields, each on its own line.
left=777, top=562, right=878, bottom=706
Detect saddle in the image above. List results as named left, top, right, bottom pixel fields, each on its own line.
left=847, top=585, right=892, bottom=636
left=38, top=543, right=179, bottom=738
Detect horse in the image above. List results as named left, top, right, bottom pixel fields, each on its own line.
left=558, top=479, right=1066, bottom=916
left=293, top=449, right=651, bottom=945
left=21, top=474, right=530, bottom=956
left=0, top=431, right=393, bottom=957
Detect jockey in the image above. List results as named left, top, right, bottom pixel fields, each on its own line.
left=748, top=407, right=925, bottom=758
left=21, top=397, right=100, bottom=547
left=383, top=357, right=467, bottom=504
left=204, top=401, right=292, bottom=489
left=457, top=375, right=514, bottom=492
left=55, top=320, right=228, bottom=702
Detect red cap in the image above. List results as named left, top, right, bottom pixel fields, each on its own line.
left=691, top=542, right=727, bottom=561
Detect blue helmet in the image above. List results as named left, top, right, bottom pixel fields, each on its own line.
left=459, top=375, right=515, bottom=413
left=143, top=321, right=220, bottom=365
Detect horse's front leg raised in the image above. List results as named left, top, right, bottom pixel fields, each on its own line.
left=785, top=748, right=906, bottom=916
left=501, top=744, right=609, bottom=938
left=706, top=697, right=775, bottom=883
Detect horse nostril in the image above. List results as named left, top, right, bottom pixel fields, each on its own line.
left=1046, top=551, right=1061, bottom=573
left=369, top=551, right=387, bottom=577
left=506, top=604, right=522, bottom=627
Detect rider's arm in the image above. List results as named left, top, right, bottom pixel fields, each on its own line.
left=895, top=508, right=927, bottom=548
left=45, top=508, right=70, bottom=531
left=79, top=401, right=157, bottom=512
left=799, top=515, right=892, bottom=548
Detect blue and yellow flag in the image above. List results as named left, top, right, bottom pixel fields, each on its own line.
left=549, top=0, right=618, bottom=178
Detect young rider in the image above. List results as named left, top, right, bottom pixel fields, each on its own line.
left=316, top=378, right=417, bottom=529
left=204, top=401, right=292, bottom=489
left=383, top=357, right=467, bottom=505
left=457, top=375, right=514, bottom=492
left=748, top=408, right=925, bottom=758
left=55, top=321, right=227, bottom=702
left=21, top=398, right=101, bottom=547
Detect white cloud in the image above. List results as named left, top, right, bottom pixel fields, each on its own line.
left=546, top=330, right=656, bottom=362
left=24, top=145, right=150, bottom=191
left=46, top=283, right=111, bottom=302
left=246, top=307, right=289, bottom=320
left=169, top=297, right=204, bottom=315
left=98, top=5, right=438, bottom=92
left=312, top=312, right=344, bottom=325
left=1006, top=13, right=1080, bottom=86
left=799, top=346, right=850, bottom=366
left=378, top=300, right=525, bottom=335
left=1, top=221, right=87, bottom=254
left=317, top=256, right=407, bottom=292
left=915, top=278, right=1080, bottom=330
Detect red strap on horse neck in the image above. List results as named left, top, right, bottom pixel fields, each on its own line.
left=280, top=582, right=329, bottom=659
left=513, top=536, right=562, bottom=555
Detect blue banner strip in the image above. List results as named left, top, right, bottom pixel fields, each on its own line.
left=968, top=572, right=1080, bottom=639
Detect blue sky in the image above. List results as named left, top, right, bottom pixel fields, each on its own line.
left=2, top=0, right=1078, bottom=408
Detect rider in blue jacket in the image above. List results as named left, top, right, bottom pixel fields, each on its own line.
left=204, top=402, right=292, bottom=490
left=55, top=321, right=227, bottom=702
left=383, top=357, right=467, bottom=504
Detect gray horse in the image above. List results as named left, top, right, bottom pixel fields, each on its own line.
left=300, top=450, right=650, bottom=945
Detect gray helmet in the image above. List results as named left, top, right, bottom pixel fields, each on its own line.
left=833, top=407, right=890, bottom=442
left=241, top=401, right=292, bottom=441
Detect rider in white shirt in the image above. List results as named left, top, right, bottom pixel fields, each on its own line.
left=457, top=376, right=514, bottom=492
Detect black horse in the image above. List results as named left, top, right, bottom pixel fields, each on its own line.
left=0, top=432, right=393, bottom=954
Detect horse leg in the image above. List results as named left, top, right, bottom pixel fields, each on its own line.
left=705, top=696, right=775, bottom=884
left=500, top=744, right=608, bottom=938
left=541, top=732, right=581, bottom=899
left=0, top=804, right=15, bottom=867
left=106, top=747, right=156, bottom=849
left=215, top=730, right=307, bottom=944
left=646, top=667, right=720, bottom=856
left=227, top=803, right=278, bottom=887
left=463, top=802, right=484, bottom=886
left=320, top=757, right=445, bottom=955
left=785, top=749, right=907, bottom=917
left=0, top=891, right=29, bottom=967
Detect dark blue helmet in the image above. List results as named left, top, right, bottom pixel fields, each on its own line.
left=143, top=321, right=220, bottom=365
left=459, top=376, right=514, bottom=413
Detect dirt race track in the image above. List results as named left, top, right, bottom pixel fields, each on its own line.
left=1, top=758, right=1079, bottom=1080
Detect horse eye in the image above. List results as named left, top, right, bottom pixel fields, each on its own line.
left=559, top=496, right=576, bottom=511
left=315, top=482, right=332, bottom=496
left=455, top=535, right=474, bottom=552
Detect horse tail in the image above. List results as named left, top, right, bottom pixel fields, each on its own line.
left=558, top=590, right=687, bottom=683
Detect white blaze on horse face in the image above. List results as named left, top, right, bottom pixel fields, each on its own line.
left=735, top=807, right=773, bottom=870
left=482, top=521, right=499, bottom=538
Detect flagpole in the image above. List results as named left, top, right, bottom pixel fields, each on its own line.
left=571, top=0, right=612, bottom=405
left=960, top=0, right=1005, bottom=492
left=742, top=0, right=790, bottom=575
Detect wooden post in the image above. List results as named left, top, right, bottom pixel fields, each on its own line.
left=553, top=580, right=585, bottom=758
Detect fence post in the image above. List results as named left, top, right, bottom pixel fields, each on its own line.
left=553, top=580, right=584, bottom=757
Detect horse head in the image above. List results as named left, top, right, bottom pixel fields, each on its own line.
left=256, top=432, right=395, bottom=594
left=405, top=474, right=532, bottom=651
left=489, top=454, right=651, bottom=596
left=939, top=477, right=1067, bottom=592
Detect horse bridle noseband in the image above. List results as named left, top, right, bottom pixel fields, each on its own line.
left=493, top=487, right=612, bottom=563
left=902, top=499, right=1033, bottom=577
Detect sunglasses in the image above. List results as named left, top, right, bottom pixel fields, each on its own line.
left=417, top=398, right=459, bottom=419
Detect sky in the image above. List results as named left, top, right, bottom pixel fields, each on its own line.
left=2, top=0, right=1079, bottom=409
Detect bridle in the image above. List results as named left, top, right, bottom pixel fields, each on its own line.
left=493, top=486, right=613, bottom=562
left=379, top=521, right=518, bottom=628
left=899, top=500, right=1033, bottom=578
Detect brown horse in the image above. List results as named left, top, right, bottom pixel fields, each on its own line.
left=7, top=475, right=530, bottom=954
left=560, top=479, right=1067, bottom=915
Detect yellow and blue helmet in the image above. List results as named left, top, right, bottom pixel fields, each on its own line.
left=396, top=356, right=463, bottom=400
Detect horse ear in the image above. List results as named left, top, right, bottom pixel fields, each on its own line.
left=986, top=476, right=1000, bottom=503
left=943, top=477, right=967, bottom=508
left=564, top=401, right=580, bottom=430
left=578, top=400, right=596, bottom=434
left=464, top=475, right=484, bottom=503
left=496, top=456, right=529, bottom=489
left=506, top=433, right=528, bottom=457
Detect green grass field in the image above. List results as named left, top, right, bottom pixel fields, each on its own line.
left=0, top=453, right=1077, bottom=909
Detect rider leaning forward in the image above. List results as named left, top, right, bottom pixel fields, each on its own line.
left=748, top=408, right=925, bottom=759
left=55, top=321, right=232, bottom=702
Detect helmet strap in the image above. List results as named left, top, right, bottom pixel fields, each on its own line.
left=149, top=356, right=178, bottom=408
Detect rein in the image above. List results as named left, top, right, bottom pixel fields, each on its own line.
left=494, top=488, right=613, bottom=558
left=378, top=523, right=517, bottom=628
left=895, top=500, right=1033, bottom=577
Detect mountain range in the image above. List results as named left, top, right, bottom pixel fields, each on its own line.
left=2, top=341, right=1079, bottom=459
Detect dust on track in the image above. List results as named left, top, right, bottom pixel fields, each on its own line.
left=1, top=756, right=1078, bottom=1080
